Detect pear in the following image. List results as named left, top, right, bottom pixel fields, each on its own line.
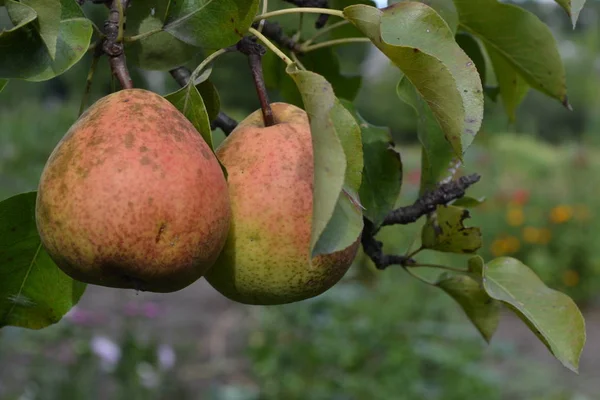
left=205, top=103, right=359, bottom=305
left=36, top=89, right=231, bottom=293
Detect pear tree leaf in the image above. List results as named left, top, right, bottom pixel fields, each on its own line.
left=554, top=0, right=586, bottom=28
left=483, top=257, right=586, bottom=373
left=344, top=3, right=483, bottom=157
left=164, top=0, right=259, bottom=49
left=453, top=0, right=567, bottom=106
left=197, top=80, right=221, bottom=122
left=396, top=77, right=454, bottom=194
left=286, top=65, right=363, bottom=258
left=21, top=0, right=61, bottom=60
left=164, top=82, right=214, bottom=150
left=486, top=45, right=529, bottom=122
left=386, top=0, right=458, bottom=33
left=422, top=205, right=482, bottom=254
left=327, top=0, right=377, bottom=39
left=0, top=192, right=87, bottom=330
left=0, top=0, right=93, bottom=81
left=437, top=271, right=501, bottom=343
left=340, top=99, right=402, bottom=227
left=0, top=80, right=7, bottom=93
left=455, top=32, right=486, bottom=85
left=126, top=0, right=200, bottom=71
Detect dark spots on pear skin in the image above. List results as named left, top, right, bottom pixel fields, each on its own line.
left=124, top=133, right=135, bottom=148
left=140, top=156, right=151, bottom=166
left=148, top=197, right=154, bottom=205
left=155, top=223, right=167, bottom=243
left=139, top=146, right=148, bottom=153
left=201, top=147, right=211, bottom=160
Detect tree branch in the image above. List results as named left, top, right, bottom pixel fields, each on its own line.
left=282, top=0, right=330, bottom=28
left=102, top=0, right=133, bottom=89
left=381, top=174, right=481, bottom=226
left=168, top=66, right=239, bottom=135
left=361, top=174, right=481, bottom=270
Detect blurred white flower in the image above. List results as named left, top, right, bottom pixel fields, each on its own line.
left=90, top=336, right=121, bottom=371
left=157, top=344, right=176, bottom=371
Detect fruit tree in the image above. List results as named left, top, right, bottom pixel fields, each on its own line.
left=0, top=0, right=588, bottom=373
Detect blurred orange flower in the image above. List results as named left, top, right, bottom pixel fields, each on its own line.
left=491, top=236, right=521, bottom=257
left=522, top=227, right=552, bottom=245
left=550, top=205, right=573, bottom=224
left=562, top=270, right=580, bottom=287
left=506, top=206, right=525, bottom=226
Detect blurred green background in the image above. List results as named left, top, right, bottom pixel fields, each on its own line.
left=1, top=1, right=600, bottom=399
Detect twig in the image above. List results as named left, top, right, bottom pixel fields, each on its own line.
left=252, top=21, right=303, bottom=53
left=237, top=37, right=274, bottom=127
left=361, top=219, right=416, bottom=270
left=102, top=0, right=133, bottom=89
left=282, top=0, right=331, bottom=28
left=382, top=174, right=481, bottom=227
left=168, top=67, right=239, bottom=135
left=79, top=45, right=104, bottom=116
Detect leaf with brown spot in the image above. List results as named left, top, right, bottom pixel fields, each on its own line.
left=421, top=205, right=482, bottom=254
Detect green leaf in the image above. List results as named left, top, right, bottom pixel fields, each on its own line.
left=164, top=82, right=215, bottom=150
left=389, top=0, right=459, bottom=34
left=437, top=272, right=500, bottom=343
left=21, top=0, right=61, bottom=60
left=452, top=195, right=486, bottom=208
left=0, top=0, right=93, bottom=81
left=164, top=0, right=259, bottom=49
left=341, top=99, right=402, bottom=227
left=422, top=205, right=482, bottom=254
left=486, top=45, right=529, bottom=122
left=453, top=0, right=568, bottom=106
left=126, top=0, right=200, bottom=71
left=455, top=32, right=486, bottom=85
left=330, top=100, right=363, bottom=194
left=328, top=0, right=377, bottom=39
left=344, top=3, right=483, bottom=157
left=483, top=257, right=586, bottom=372
left=0, top=192, right=86, bottom=330
left=554, top=0, right=586, bottom=28
left=197, top=80, right=221, bottom=122
left=0, top=80, right=7, bottom=93
left=396, top=77, right=455, bottom=194
left=286, top=65, right=362, bottom=258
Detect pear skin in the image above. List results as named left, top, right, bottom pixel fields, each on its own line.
left=205, top=103, right=359, bottom=305
left=36, top=89, right=231, bottom=293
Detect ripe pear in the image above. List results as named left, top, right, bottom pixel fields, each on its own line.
left=205, top=103, right=360, bottom=305
left=36, top=89, right=231, bottom=293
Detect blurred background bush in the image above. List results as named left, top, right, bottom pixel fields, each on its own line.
left=1, top=1, right=600, bottom=399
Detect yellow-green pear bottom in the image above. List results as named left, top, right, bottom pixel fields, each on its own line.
left=205, top=103, right=359, bottom=305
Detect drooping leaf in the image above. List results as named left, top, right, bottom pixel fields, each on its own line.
left=126, top=0, right=200, bottom=71
left=164, top=0, right=259, bottom=49
left=453, top=0, right=568, bottom=106
left=422, top=205, right=482, bottom=254
left=554, top=0, right=586, bottom=28
left=0, top=80, right=7, bottom=93
left=437, top=272, right=500, bottom=343
left=0, top=0, right=93, bottom=81
left=286, top=65, right=363, bottom=258
left=341, top=99, right=402, bottom=227
left=396, top=77, right=455, bottom=194
left=455, top=32, right=486, bottom=85
left=483, top=257, right=586, bottom=372
left=330, top=100, right=363, bottom=194
left=164, top=82, right=215, bottom=150
left=486, top=45, right=529, bottom=122
left=0, top=192, right=87, bottom=330
left=344, top=3, right=483, bottom=157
